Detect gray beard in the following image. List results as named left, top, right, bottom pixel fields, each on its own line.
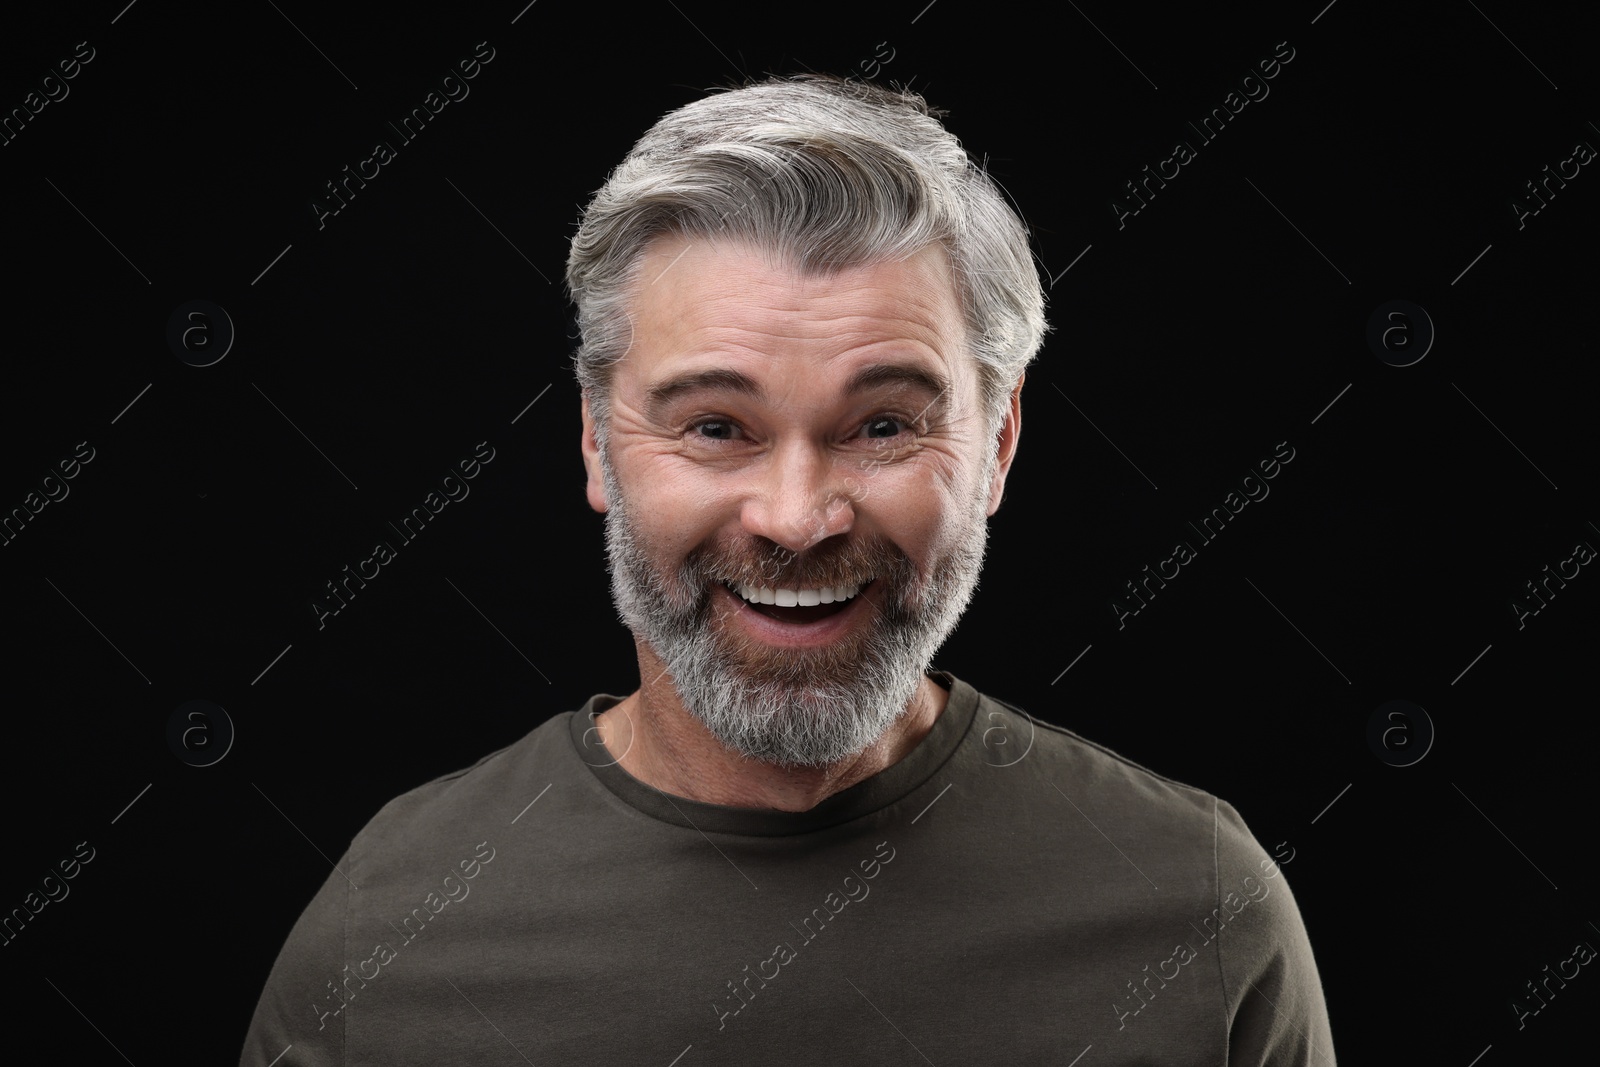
left=598, top=441, right=992, bottom=768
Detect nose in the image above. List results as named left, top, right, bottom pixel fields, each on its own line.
left=739, top=441, right=856, bottom=554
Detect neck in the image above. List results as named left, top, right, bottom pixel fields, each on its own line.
left=592, top=640, right=948, bottom=812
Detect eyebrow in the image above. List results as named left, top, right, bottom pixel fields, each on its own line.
left=644, top=362, right=952, bottom=420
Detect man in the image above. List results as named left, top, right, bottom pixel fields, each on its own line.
left=241, top=74, right=1336, bottom=1065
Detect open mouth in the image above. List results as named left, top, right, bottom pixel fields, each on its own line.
left=723, top=578, right=875, bottom=624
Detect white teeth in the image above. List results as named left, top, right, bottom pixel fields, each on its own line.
left=730, top=579, right=871, bottom=606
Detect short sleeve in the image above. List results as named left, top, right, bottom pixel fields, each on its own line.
left=1213, top=799, right=1337, bottom=1066
left=238, top=855, right=351, bottom=1067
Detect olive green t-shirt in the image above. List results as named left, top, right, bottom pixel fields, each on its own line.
left=239, top=672, right=1336, bottom=1065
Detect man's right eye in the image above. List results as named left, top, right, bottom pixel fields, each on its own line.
left=691, top=419, right=741, bottom=441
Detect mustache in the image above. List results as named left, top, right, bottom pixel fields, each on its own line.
left=687, top=535, right=909, bottom=590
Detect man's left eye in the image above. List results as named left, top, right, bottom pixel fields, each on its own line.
left=861, top=417, right=910, bottom=439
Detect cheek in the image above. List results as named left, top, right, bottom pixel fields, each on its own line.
left=627, top=475, right=738, bottom=558
left=866, top=466, right=967, bottom=554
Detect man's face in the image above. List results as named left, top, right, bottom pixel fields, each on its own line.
left=581, top=234, right=1021, bottom=767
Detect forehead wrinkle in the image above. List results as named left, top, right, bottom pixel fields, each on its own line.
left=624, top=237, right=975, bottom=415
left=699, top=273, right=959, bottom=337
left=637, top=235, right=963, bottom=333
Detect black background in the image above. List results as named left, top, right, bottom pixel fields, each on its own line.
left=2, top=0, right=1596, bottom=1062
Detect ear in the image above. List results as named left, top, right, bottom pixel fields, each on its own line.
left=580, top=392, right=609, bottom=514
left=985, top=374, right=1023, bottom=516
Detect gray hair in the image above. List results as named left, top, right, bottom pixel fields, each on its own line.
left=565, top=73, right=1049, bottom=440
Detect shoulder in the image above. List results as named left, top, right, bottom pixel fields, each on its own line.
left=962, top=683, right=1302, bottom=877
left=237, top=710, right=583, bottom=1066
left=952, top=679, right=1301, bottom=918
left=952, top=682, right=1334, bottom=1058
left=343, top=710, right=575, bottom=878
left=959, top=682, right=1220, bottom=834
